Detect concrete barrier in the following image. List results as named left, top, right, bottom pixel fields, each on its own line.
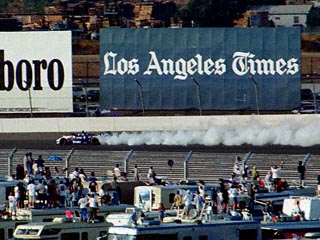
left=0, top=114, right=319, bottom=133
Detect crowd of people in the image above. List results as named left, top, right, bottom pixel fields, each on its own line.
left=5, top=151, right=308, bottom=223
left=5, top=153, right=129, bottom=221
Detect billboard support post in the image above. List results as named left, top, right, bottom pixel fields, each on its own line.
left=135, top=79, right=145, bottom=116
left=191, top=77, right=202, bottom=116
left=250, top=75, right=260, bottom=115
left=24, top=81, right=33, bottom=118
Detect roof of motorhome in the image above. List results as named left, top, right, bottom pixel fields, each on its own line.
left=108, top=220, right=261, bottom=235
left=135, top=184, right=219, bottom=190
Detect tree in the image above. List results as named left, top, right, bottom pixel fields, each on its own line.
left=307, top=7, right=320, bottom=27
left=179, top=0, right=286, bottom=27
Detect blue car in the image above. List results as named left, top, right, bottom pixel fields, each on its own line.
left=56, top=132, right=100, bottom=145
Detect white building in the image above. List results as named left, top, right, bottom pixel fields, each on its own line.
left=269, top=5, right=312, bottom=27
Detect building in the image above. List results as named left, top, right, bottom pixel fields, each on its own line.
left=269, top=4, right=312, bottom=27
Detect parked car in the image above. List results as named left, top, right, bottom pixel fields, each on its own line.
left=301, top=88, right=314, bottom=101
left=80, top=89, right=100, bottom=102
left=87, top=104, right=100, bottom=116
left=292, top=104, right=319, bottom=114
left=73, top=85, right=84, bottom=102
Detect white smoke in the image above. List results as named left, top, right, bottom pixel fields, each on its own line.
left=97, top=121, right=320, bottom=147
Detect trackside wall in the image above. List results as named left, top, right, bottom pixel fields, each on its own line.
left=0, top=115, right=318, bottom=133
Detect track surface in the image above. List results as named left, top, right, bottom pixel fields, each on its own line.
left=1, top=133, right=319, bottom=154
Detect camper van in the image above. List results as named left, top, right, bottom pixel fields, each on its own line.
left=134, top=184, right=218, bottom=211
left=13, top=219, right=112, bottom=240
left=99, top=218, right=262, bottom=240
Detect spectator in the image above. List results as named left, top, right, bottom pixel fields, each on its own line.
left=183, top=190, right=193, bottom=217
left=88, top=172, right=97, bottom=182
left=16, top=164, right=25, bottom=180
left=211, top=187, right=219, bottom=214
left=58, top=181, right=67, bottom=207
left=147, top=166, right=153, bottom=180
left=221, top=188, right=229, bottom=213
left=297, top=161, right=306, bottom=188
left=35, top=155, right=45, bottom=175
left=114, top=164, right=121, bottom=177
left=270, top=161, right=284, bottom=192
left=233, top=155, right=243, bottom=176
left=292, top=200, right=304, bottom=221
left=133, top=164, right=139, bottom=181
left=79, top=168, right=88, bottom=182
left=65, top=183, right=72, bottom=207
left=18, top=182, right=27, bottom=208
left=78, top=194, right=88, bottom=221
left=157, top=203, right=165, bottom=222
left=194, top=190, right=204, bottom=216
left=243, top=165, right=249, bottom=180
left=23, top=152, right=33, bottom=176
left=228, top=185, right=239, bottom=211
left=87, top=194, right=99, bottom=221
left=198, top=180, right=206, bottom=197
left=14, top=183, right=21, bottom=208
left=173, top=190, right=182, bottom=210
left=251, top=166, right=259, bottom=180
left=8, top=192, right=16, bottom=217
left=71, top=167, right=79, bottom=181
left=88, top=178, right=98, bottom=194
left=37, top=179, right=47, bottom=207
left=27, top=180, right=37, bottom=208
left=47, top=179, right=57, bottom=208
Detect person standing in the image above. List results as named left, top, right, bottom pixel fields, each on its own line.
left=221, top=188, right=229, bottom=213
left=78, top=194, right=88, bottom=222
left=35, top=155, right=45, bottom=175
left=58, top=181, right=66, bottom=207
left=14, top=183, right=21, bottom=208
left=88, top=178, right=98, bottom=194
left=183, top=190, right=193, bottom=218
left=87, top=194, right=99, bottom=222
left=133, top=164, right=139, bottom=181
left=297, top=161, right=306, bottom=188
left=270, top=161, right=284, bottom=192
left=173, top=190, right=182, bottom=210
left=8, top=192, right=17, bottom=217
left=194, top=190, right=204, bottom=216
left=114, top=164, right=121, bottom=177
left=157, top=203, right=165, bottom=222
left=27, top=180, right=37, bottom=208
left=37, top=179, right=47, bottom=207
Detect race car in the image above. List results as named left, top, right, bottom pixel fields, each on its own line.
left=56, top=132, right=100, bottom=145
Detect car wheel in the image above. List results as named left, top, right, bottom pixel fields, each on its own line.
left=59, top=138, right=68, bottom=145
left=91, top=138, right=100, bottom=145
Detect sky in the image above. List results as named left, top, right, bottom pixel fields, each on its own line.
left=97, top=119, right=320, bottom=147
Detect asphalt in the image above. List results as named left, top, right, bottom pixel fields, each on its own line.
left=1, top=132, right=320, bottom=154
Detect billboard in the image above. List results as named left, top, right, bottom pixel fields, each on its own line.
left=100, top=28, right=301, bottom=111
left=0, top=31, right=72, bottom=113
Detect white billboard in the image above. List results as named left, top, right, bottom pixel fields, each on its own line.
left=0, top=31, right=72, bottom=113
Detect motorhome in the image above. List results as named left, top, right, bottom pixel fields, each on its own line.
left=134, top=184, right=219, bottom=211
left=98, top=218, right=262, bottom=240
left=2, top=203, right=134, bottom=240
left=13, top=219, right=112, bottom=240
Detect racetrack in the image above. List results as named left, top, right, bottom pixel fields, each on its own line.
left=1, top=132, right=319, bottom=155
